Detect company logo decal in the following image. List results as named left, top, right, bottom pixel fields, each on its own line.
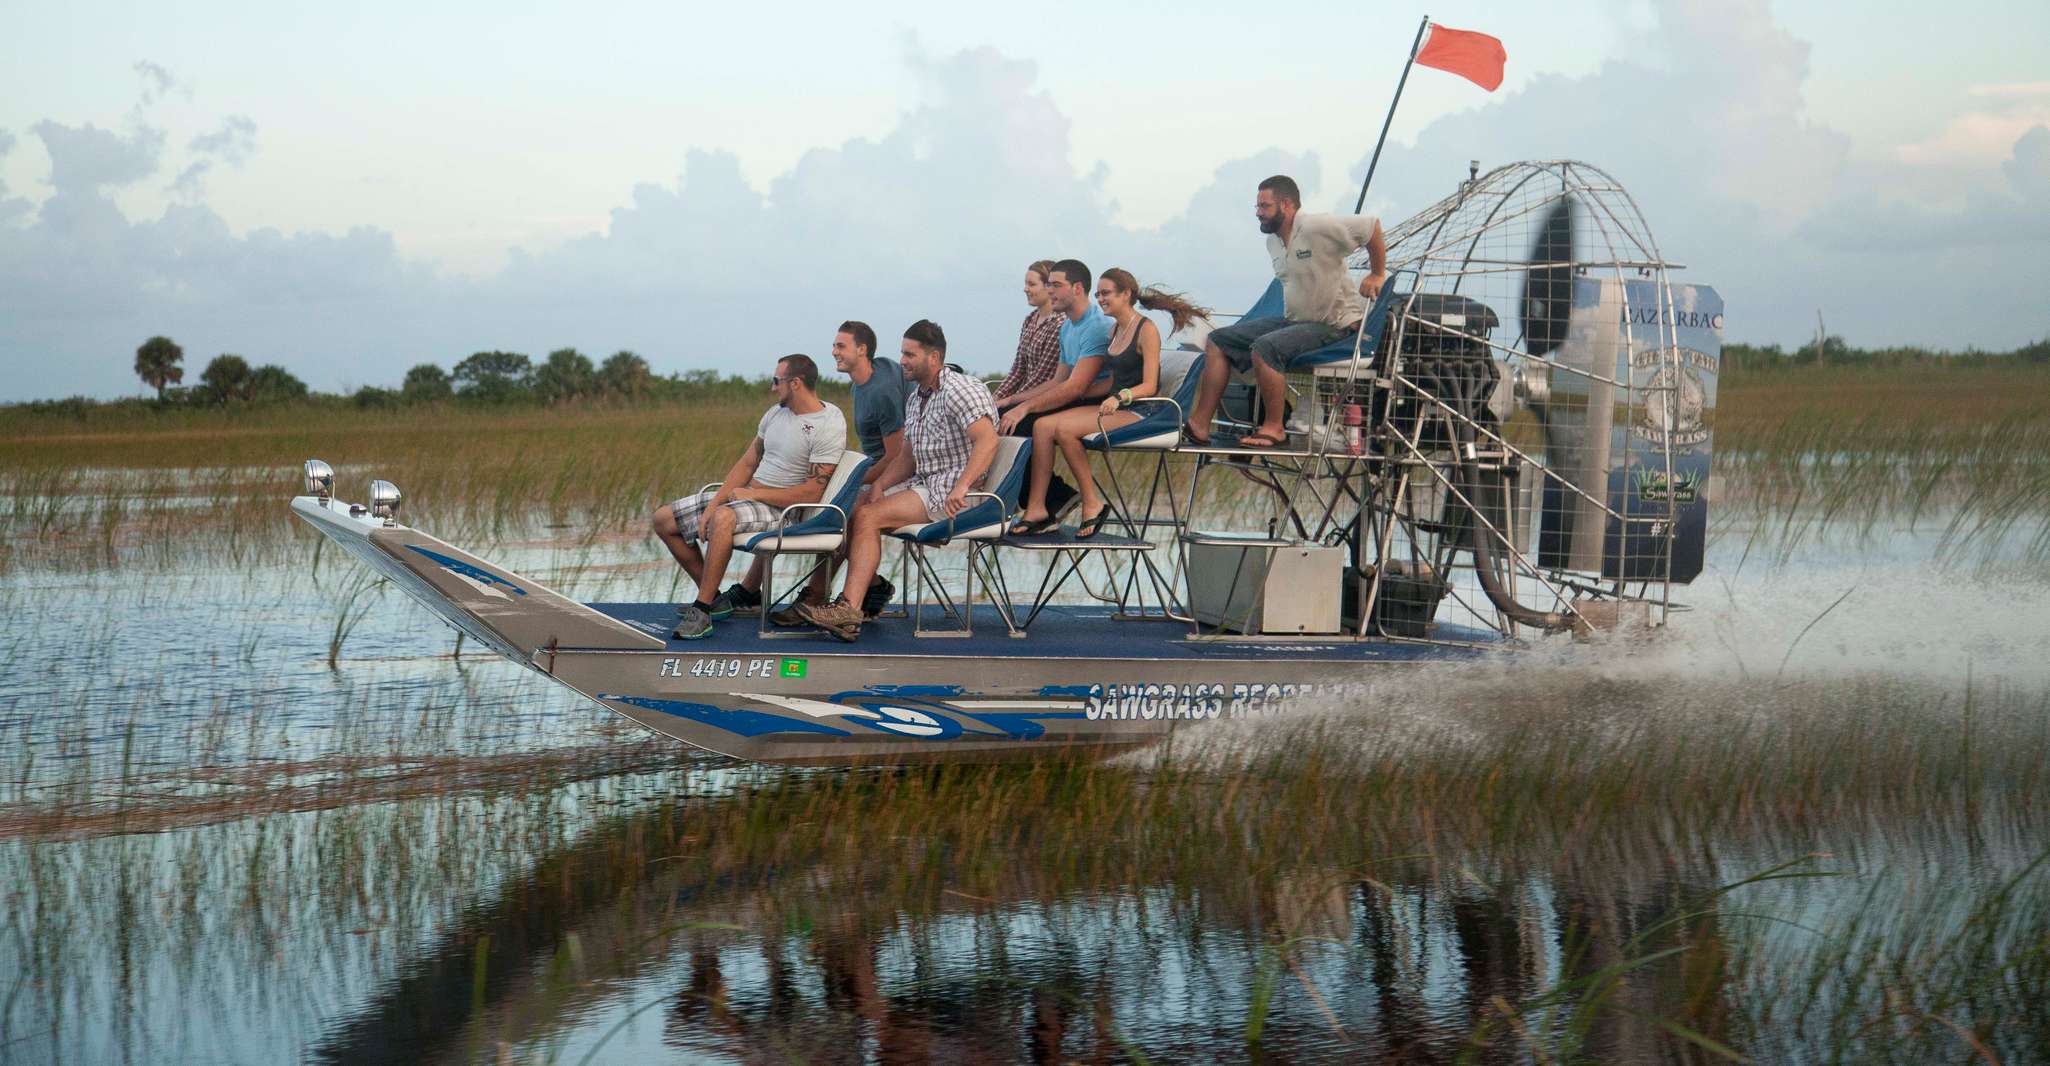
left=1632, top=467, right=1702, bottom=503
left=1631, top=347, right=1714, bottom=449
left=610, top=685, right=1088, bottom=741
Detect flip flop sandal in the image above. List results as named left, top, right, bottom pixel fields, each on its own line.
left=1008, top=514, right=1059, bottom=536
left=1237, top=430, right=1285, bottom=448
left=1179, top=421, right=1212, bottom=446
left=1074, top=509, right=1113, bottom=539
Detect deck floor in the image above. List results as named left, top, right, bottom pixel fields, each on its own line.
left=586, top=602, right=1499, bottom=662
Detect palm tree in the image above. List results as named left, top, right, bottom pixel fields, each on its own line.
left=199, top=354, right=254, bottom=404
left=135, top=336, right=185, bottom=401
left=599, top=350, right=654, bottom=399
left=534, top=348, right=596, bottom=405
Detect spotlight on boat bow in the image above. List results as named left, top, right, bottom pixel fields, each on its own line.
left=303, top=459, right=334, bottom=503
left=368, top=480, right=403, bottom=526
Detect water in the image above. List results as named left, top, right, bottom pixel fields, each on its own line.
left=1, top=500, right=2046, bottom=1064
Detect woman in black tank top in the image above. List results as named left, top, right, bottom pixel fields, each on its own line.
left=1010, top=268, right=1211, bottom=538
left=1103, top=313, right=1149, bottom=396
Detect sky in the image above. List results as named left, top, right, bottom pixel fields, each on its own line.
left=1, top=0, right=2046, bottom=401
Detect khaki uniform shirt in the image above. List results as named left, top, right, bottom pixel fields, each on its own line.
left=1267, top=212, right=1380, bottom=329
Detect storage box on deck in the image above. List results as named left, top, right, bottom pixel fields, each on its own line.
left=1186, top=539, right=1344, bottom=634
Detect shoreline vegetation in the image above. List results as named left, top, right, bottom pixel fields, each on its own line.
left=3, top=343, right=2047, bottom=574
left=6, top=337, right=2047, bottom=449
left=10, top=334, right=2050, bottom=427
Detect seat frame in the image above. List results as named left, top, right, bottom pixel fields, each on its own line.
left=741, top=451, right=872, bottom=639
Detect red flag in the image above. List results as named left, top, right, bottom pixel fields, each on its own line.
left=1414, top=23, right=1506, bottom=92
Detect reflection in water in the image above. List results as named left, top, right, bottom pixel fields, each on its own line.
left=267, top=743, right=2036, bottom=1065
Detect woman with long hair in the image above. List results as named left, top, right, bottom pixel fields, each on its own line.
left=1009, top=268, right=1211, bottom=538
left=993, top=259, right=1064, bottom=406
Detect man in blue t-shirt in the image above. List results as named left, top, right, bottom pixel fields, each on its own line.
left=764, top=320, right=905, bottom=624
left=840, top=319, right=910, bottom=474
left=994, top=258, right=1108, bottom=518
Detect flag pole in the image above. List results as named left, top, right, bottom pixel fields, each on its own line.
left=1354, top=15, right=1432, bottom=214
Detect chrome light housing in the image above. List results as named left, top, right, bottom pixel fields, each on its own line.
left=303, top=459, right=335, bottom=501
left=368, top=480, right=402, bottom=525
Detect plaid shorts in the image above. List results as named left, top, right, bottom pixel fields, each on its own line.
left=668, top=489, right=780, bottom=542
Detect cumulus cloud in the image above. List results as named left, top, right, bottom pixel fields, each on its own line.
left=189, top=115, right=257, bottom=164
left=1797, top=124, right=2050, bottom=252
left=133, top=60, right=178, bottom=106
left=1900, top=79, right=2050, bottom=169
left=0, top=129, right=23, bottom=229
left=1, top=1, right=2045, bottom=402
left=172, top=114, right=258, bottom=199
left=0, top=43, right=1300, bottom=399
left=30, top=120, right=164, bottom=192
left=2006, top=125, right=2050, bottom=203
left=1355, top=0, right=2046, bottom=347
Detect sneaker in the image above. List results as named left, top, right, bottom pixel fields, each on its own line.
left=718, top=583, right=761, bottom=617
left=768, top=588, right=827, bottom=628
left=796, top=595, right=864, bottom=643
left=672, top=605, right=714, bottom=640
left=860, top=576, right=895, bottom=620
left=676, top=595, right=731, bottom=619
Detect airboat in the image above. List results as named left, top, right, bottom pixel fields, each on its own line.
left=292, top=160, right=1722, bottom=765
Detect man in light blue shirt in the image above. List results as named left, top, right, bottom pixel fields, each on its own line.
left=998, top=258, right=1112, bottom=431
left=997, top=258, right=1110, bottom=522
left=1059, top=294, right=1113, bottom=385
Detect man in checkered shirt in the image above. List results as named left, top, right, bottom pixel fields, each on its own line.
left=653, top=353, right=846, bottom=639
left=798, top=320, right=999, bottom=641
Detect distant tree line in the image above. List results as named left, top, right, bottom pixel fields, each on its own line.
left=15, top=336, right=822, bottom=418
left=1725, top=335, right=2050, bottom=374
left=15, top=331, right=2047, bottom=420
left=349, top=348, right=673, bottom=408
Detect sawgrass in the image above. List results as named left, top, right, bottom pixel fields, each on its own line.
left=1713, top=364, right=2050, bottom=566
left=6, top=671, right=2045, bottom=1063
left=5, top=361, right=2048, bottom=573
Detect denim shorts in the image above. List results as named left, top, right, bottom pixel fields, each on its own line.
left=1207, top=316, right=1350, bottom=373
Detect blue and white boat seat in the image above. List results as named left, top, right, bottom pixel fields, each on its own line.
left=1080, top=346, right=1204, bottom=453
left=1228, top=278, right=1405, bottom=373
left=741, top=448, right=873, bottom=637
left=1062, top=346, right=1203, bottom=622
left=889, top=435, right=1032, bottom=638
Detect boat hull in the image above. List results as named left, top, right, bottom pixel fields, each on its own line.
left=290, top=494, right=1497, bottom=765
left=546, top=639, right=1452, bottom=764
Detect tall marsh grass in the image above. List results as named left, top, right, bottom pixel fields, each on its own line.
left=0, top=399, right=767, bottom=573
left=7, top=363, right=2049, bottom=573
left=11, top=671, right=2044, bottom=1062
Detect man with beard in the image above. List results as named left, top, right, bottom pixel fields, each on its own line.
left=1181, top=175, right=1388, bottom=448
left=654, top=353, right=846, bottom=639
left=761, top=320, right=904, bottom=624
left=797, top=320, right=999, bottom=643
